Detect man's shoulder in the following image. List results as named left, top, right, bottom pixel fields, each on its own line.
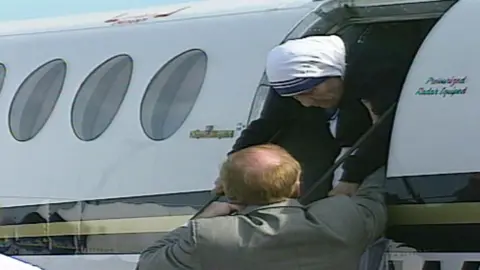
left=192, top=215, right=239, bottom=231
left=307, top=194, right=353, bottom=206
left=306, top=195, right=357, bottom=217
left=191, top=215, right=245, bottom=246
left=192, top=201, right=304, bottom=229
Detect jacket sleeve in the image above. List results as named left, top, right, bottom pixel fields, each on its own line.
left=308, top=168, right=387, bottom=249
left=229, top=89, right=298, bottom=155
left=136, top=223, right=197, bottom=270
left=350, top=167, right=387, bottom=245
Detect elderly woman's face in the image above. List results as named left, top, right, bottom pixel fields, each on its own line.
left=293, top=78, right=344, bottom=108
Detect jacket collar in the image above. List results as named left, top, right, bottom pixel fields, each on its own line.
left=236, top=199, right=304, bottom=215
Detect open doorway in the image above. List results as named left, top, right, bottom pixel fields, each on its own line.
left=256, top=18, right=438, bottom=199
left=336, top=19, right=438, bottom=117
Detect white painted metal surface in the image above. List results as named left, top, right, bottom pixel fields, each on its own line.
left=0, top=0, right=314, bottom=36
left=0, top=1, right=319, bottom=269
left=388, top=0, right=479, bottom=177
left=0, top=0, right=317, bottom=208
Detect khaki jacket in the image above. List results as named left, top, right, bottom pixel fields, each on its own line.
left=136, top=168, right=387, bottom=270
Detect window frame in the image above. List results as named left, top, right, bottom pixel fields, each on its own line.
left=139, top=48, right=208, bottom=141
left=0, top=63, right=6, bottom=92
left=8, top=58, right=67, bottom=142
left=70, top=54, right=134, bottom=142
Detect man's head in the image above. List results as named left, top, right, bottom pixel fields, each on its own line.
left=266, top=35, right=346, bottom=108
left=219, top=144, right=301, bottom=205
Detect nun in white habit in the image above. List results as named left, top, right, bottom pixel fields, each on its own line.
left=267, top=35, right=360, bottom=196
left=229, top=35, right=394, bottom=200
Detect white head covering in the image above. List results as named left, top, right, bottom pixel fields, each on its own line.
left=266, top=35, right=346, bottom=96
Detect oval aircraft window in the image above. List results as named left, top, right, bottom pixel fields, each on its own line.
left=140, top=49, right=207, bottom=141
left=9, top=59, right=67, bottom=142
left=0, top=63, right=6, bottom=91
left=71, top=54, right=133, bottom=141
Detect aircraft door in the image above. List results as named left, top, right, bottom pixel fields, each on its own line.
left=387, top=0, right=480, bottom=178
left=386, top=0, right=480, bottom=260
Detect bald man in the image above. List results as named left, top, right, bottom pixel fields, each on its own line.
left=136, top=144, right=387, bottom=270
